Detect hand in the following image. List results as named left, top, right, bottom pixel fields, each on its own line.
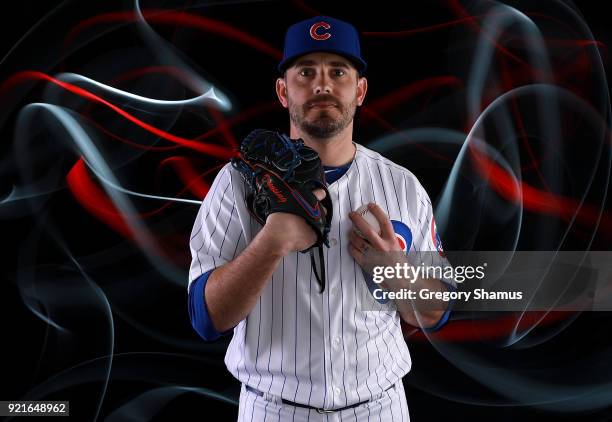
left=348, top=203, right=405, bottom=281
left=261, top=189, right=327, bottom=255
left=349, top=204, right=447, bottom=328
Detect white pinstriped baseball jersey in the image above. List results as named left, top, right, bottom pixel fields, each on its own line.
left=188, top=142, right=449, bottom=412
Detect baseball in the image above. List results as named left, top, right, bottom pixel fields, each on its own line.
left=352, top=204, right=381, bottom=238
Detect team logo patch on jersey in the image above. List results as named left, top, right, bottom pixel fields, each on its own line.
left=431, top=217, right=444, bottom=257
left=391, top=220, right=412, bottom=253
left=364, top=220, right=412, bottom=303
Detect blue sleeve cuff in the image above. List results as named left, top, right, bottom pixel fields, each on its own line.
left=188, top=270, right=234, bottom=341
left=423, top=281, right=455, bottom=333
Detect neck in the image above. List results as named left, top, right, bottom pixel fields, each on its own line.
left=289, top=123, right=356, bottom=167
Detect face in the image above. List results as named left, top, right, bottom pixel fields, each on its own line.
left=276, top=52, right=367, bottom=140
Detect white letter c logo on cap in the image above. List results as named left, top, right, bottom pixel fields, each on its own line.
left=310, top=21, right=331, bottom=40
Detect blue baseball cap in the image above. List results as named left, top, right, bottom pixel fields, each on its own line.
left=278, top=16, right=367, bottom=74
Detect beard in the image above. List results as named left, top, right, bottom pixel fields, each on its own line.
left=288, top=94, right=357, bottom=140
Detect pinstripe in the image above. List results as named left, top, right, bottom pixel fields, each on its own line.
left=387, top=316, right=413, bottom=372
left=308, top=263, right=314, bottom=406
left=374, top=162, right=389, bottom=212
left=239, top=384, right=245, bottom=421
left=217, top=167, right=237, bottom=259
left=243, top=213, right=257, bottom=388
left=235, top=320, right=247, bottom=389
left=280, top=259, right=288, bottom=397
left=190, top=224, right=202, bottom=242
left=190, top=167, right=227, bottom=279
left=253, top=295, right=263, bottom=388
left=248, top=384, right=256, bottom=422
left=325, top=244, right=335, bottom=408
left=218, top=201, right=235, bottom=257
left=389, top=167, right=404, bottom=222
left=336, top=185, right=349, bottom=407
left=386, top=388, right=396, bottom=421
left=370, top=309, right=399, bottom=385
left=203, top=181, right=231, bottom=254
left=263, top=396, right=269, bottom=422
left=294, top=252, right=300, bottom=403
left=399, top=381, right=410, bottom=421
left=361, top=154, right=377, bottom=203
left=397, top=382, right=406, bottom=421
left=358, top=149, right=410, bottom=173
left=344, top=177, right=361, bottom=401
left=321, top=268, right=328, bottom=408
left=257, top=274, right=275, bottom=421
left=265, top=272, right=275, bottom=393
left=232, top=231, right=244, bottom=260
left=189, top=167, right=225, bottom=242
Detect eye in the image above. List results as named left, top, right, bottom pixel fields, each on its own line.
left=299, top=68, right=314, bottom=77
left=332, top=69, right=346, bottom=77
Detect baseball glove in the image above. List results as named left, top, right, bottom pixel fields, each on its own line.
left=230, top=129, right=333, bottom=292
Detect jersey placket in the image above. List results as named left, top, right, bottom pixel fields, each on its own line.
left=323, top=181, right=348, bottom=409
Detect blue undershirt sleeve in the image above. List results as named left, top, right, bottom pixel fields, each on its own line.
left=188, top=270, right=235, bottom=341
left=423, top=281, right=455, bottom=333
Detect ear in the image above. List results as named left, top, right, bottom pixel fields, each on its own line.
left=276, top=77, right=288, bottom=108
left=356, top=76, right=368, bottom=106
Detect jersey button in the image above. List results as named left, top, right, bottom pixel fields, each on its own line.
left=330, top=237, right=338, bottom=246
left=331, top=286, right=339, bottom=295
left=333, top=337, right=341, bottom=347
left=334, top=387, right=342, bottom=396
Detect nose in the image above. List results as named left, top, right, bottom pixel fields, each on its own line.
left=313, top=70, right=332, bottom=95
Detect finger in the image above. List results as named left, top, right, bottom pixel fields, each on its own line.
left=348, top=229, right=360, bottom=245
left=349, top=211, right=385, bottom=249
left=348, top=212, right=376, bottom=240
left=312, top=188, right=326, bottom=201
left=349, top=228, right=372, bottom=254
left=348, top=243, right=364, bottom=267
left=302, top=221, right=318, bottom=246
left=349, top=234, right=364, bottom=252
left=349, top=230, right=368, bottom=250
left=367, top=203, right=395, bottom=240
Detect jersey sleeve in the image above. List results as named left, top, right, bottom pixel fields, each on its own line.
left=412, top=184, right=455, bottom=332
left=412, top=186, right=445, bottom=256
left=187, top=164, right=245, bottom=294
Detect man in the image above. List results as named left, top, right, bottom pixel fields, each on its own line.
left=188, top=16, right=454, bottom=420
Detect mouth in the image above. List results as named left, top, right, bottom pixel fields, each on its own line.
left=309, top=102, right=337, bottom=109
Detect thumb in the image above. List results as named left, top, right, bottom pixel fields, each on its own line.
left=312, top=188, right=326, bottom=201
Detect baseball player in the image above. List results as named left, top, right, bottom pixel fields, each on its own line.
left=188, top=16, right=455, bottom=421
